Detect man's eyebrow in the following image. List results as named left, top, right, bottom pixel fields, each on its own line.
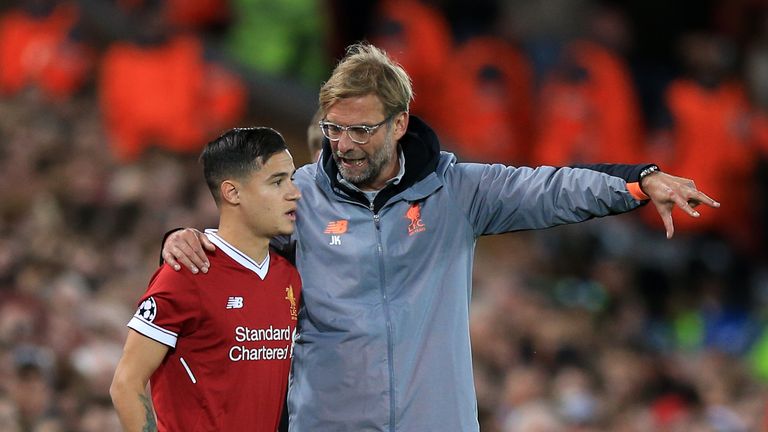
left=266, top=170, right=296, bottom=180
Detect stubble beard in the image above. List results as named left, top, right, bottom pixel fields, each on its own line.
left=335, top=132, right=396, bottom=188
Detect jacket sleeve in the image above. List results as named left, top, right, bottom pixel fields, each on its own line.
left=570, top=163, right=656, bottom=182
left=444, top=163, right=645, bottom=236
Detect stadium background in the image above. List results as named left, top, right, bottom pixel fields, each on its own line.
left=1, top=0, right=768, bottom=430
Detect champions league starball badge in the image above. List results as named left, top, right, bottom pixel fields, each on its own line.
left=136, top=297, right=157, bottom=322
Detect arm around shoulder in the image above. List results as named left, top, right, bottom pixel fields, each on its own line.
left=160, top=228, right=216, bottom=274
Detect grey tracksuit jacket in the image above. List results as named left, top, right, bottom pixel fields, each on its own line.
left=285, top=116, right=648, bottom=431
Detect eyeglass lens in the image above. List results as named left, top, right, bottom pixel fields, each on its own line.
left=321, top=124, right=373, bottom=144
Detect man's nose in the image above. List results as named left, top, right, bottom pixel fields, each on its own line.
left=287, top=183, right=301, bottom=201
left=335, top=133, right=357, bottom=154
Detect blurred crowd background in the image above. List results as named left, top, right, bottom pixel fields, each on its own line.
left=1, top=0, right=768, bottom=430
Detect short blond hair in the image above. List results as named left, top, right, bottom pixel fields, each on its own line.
left=319, top=43, right=412, bottom=117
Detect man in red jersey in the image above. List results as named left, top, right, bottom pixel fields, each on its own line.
left=110, top=127, right=302, bottom=432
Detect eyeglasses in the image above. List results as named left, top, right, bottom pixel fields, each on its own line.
left=318, top=114, right=394, bottom=144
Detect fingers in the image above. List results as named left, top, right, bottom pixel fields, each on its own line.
left=652, top=198, right=676, bottom=239
left=199, top=232, right=217, bottom=252
left=646, top=174, right=720, bottom=240
left=192, top=231, right=212, bottom=273
left=672, top=193, right=700, bottom=218
left=163, top=251, right=182, bottom=271
left=661, top=210, right=675, bottom=239
left=187, top=237, right=210, bottom=273
left=163, top=228, right=210, bottom=274
left=171, top=242, right=207, bottom=273
left=688, top=190, right=720, bottom=208
left=169, top=246, right=198, bottom=273
left=670, top=177, right=719, bottom=209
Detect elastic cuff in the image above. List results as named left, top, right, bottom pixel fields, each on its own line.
left=627, top=182, right=649, bottom=201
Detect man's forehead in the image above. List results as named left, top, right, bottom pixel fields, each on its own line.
left=258, top=150, right=294, bottom=173
left=326, top=95, right=385, bottom=121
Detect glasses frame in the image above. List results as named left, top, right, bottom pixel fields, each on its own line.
left=318, top=114, right=395, bottom=145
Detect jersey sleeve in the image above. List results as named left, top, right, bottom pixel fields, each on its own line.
left=127, top=265, right=201, bottom=348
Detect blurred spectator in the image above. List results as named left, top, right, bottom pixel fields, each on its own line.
left=0, top=390, right=21, bottom=432
left=432, top=35, right=533, bottom=165
left=497, top=0, right=593, bottom=82
left=497, top=365, right=562, bottom=430
left=552, top=365, right=599, bottom=426
left=369, top=0, right=453, bottom=124
left=0, top=0, right=92, bottom=100
left=78, top=397, right=120, bottom=432
left=324, top=0, right=376, bottom=60
left=439, top=0, right=500, bottom=43
left=746, top=11, right=768, bottom=111
left=224, top=0, right=330, bottom=88
left=645, top=32, right=761, bottom=249
left=164, top=0, right=230, bottom=32
left=10, top=356, right=55, bottom=430
left=98, top=1, right=246, bottom=162
left=307, top=108, right=324, bottom=162
left=532, top=4, right=644, bottom=166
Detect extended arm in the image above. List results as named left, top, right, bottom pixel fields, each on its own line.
left=110, top=330, right=169, bottom=432
left=447, top=162, right=718, bottom=237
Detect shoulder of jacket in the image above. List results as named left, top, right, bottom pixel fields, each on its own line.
left=436, top=151, right=458, bottom=175
left=294, top=163, right=316, bottom=182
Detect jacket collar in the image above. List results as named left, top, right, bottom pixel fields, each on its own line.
left=319, top=115, right=441, bottom=212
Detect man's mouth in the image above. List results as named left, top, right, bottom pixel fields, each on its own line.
left=340, top=157, right=366, bottom=167
left=285, top=210, right=297, bottom=221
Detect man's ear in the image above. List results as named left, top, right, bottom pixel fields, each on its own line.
left=393, top=112, right=409, bottom=141
left=220, top=180, right=239, bottom=205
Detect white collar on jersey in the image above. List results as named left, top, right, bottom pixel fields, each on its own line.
left=204, top=229, right=269, bottom=280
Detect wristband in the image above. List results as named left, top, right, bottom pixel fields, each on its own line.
left=639, top=165, right=660, bottom=181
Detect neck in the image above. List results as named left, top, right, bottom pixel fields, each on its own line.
left=216, top=221, right=270, bottom=263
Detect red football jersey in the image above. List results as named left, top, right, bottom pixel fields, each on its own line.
left=127, top=230, right=301, bottom=431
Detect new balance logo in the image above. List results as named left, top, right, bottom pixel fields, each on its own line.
left=324, top=220, right=348, bottom=234
left=226, top=297, right=244, bottom=309
left=325, top=220, right=347, bottom=246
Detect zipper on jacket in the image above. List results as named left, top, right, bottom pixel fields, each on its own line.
left=371, top=201, right=396, bottom=432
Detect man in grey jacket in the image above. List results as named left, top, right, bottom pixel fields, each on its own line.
left=162, top=43, right=719, bottom=431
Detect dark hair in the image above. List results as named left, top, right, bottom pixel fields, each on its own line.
left=200, top=127, right=288, bottom=205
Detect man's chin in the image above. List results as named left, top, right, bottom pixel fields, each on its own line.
left=338, top=169, right=371, bottom=186
left=277, top=227, right=295, bottom=236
